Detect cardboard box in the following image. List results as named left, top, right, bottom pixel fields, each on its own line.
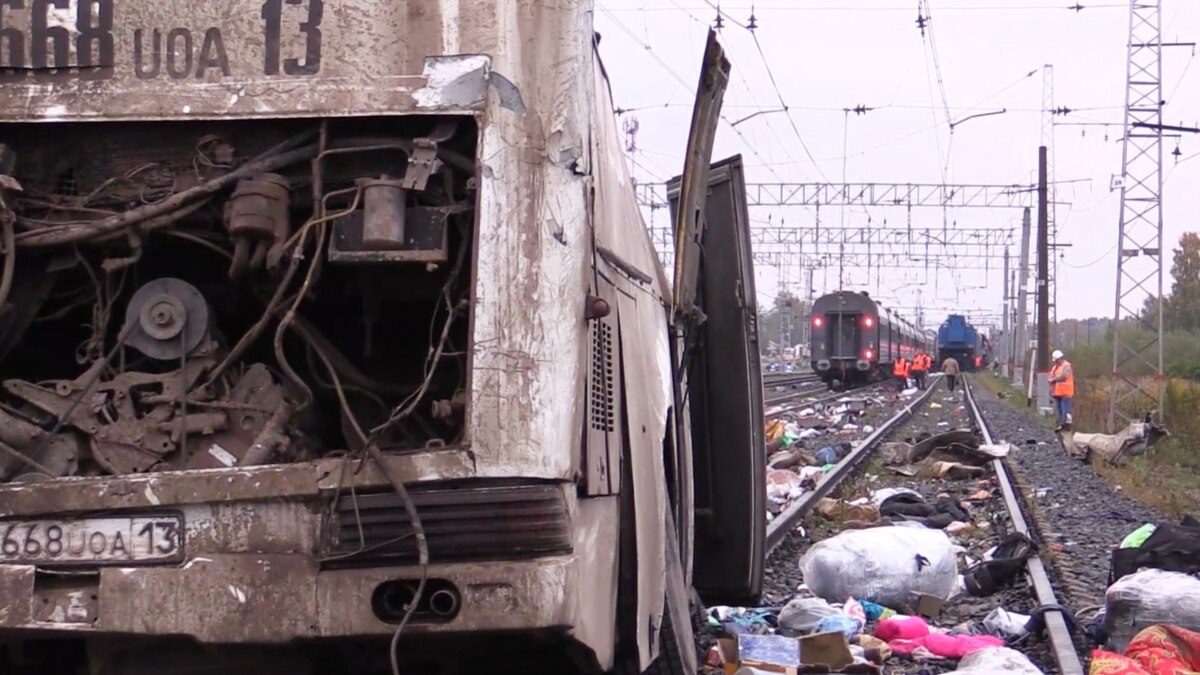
left=715, top=631, right=855, bottom=674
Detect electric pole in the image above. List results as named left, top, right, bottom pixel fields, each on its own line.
left=1013, top=207, right=1031, bottom=391
left=1036, top=146, right=1051, bottom=410
left=1042, top=66, right=1059, bottom=330
left=1002, top=247, right=1011, bottom=378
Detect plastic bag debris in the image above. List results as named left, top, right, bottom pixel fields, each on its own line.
left=778, top=597, right=840, bottom=633
left=939, top=647, right=1045, bottom=674
left=815, top=446, right=841, bottom=465
left=1104, top=568, right=1200, bottom=651
left=1120, top=523, right=1156, bottom=549
left=976, top=443, right=1012, bottom=458
left=799, top=526, right=959, bottom=607
left=814, top=613, right=863, bottom=640
left=767, top=469, right=802, bottom=501
left=983, top=607, right=1031, bottom=639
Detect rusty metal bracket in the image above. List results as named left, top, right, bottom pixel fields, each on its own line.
left=402, top=121, right=458, bottom=191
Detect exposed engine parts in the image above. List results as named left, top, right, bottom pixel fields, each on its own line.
left=125, top=277, right=212, bottom=361
left=0, top=117, right=477, bottom=483
left=224, top=173, right=291, bottom=279
left=0, top=278, right=295, bottom=481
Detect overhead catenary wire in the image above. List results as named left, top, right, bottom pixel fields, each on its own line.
left=597, top=3, right=791, bottom=182
left=605, top=3, right=1128, bottom=12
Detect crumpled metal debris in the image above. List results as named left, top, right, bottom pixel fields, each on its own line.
left=1061, top=419, right=1169, bottom=464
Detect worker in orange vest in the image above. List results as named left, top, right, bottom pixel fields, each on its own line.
left=910, top=351, right=929, bottom=390
left=974, top=354, right=983, bottom=371
left=892, top=356, right=908, bottom=391
left=1049, top=349, right=1074, bottom=430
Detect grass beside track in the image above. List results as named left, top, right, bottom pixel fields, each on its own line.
left=975, top=371, right=1200, bottom=519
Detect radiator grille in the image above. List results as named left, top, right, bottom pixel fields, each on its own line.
left=589, top=321, right=615, bottom=432
left=325, top=483, right=572, bottom=568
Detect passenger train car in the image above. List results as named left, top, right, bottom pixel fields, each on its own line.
left=809, top=291, right=932, bottom=386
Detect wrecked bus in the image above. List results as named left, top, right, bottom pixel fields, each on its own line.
left=0, top=2, right=763, bottom=673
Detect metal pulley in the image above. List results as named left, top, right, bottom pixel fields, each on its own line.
left=124, top=278, right=211, bottom=360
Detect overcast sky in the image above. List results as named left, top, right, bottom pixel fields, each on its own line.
left=594, top=0, right=1200, bottom=329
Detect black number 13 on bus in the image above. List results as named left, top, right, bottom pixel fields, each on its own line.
left=0, top=0, right=324, bottom=81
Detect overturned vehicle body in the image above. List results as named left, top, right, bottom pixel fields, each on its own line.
left=0, top=1, right=766, bottom=674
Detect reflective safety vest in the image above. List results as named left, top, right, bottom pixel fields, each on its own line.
left=912, top=354, right=929, bottom=371
left=893, top=358, right=907, bottom=377
left=1050, top=360, right=1075, bottom=398
left=974, top=356, right=982, bottom=368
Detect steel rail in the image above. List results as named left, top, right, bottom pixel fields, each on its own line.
left=763, top=373, right=822, bottom=386
left=962, top=375, right=1085, bottom=675
left=765, top=380, right=894, bottom=414
left=765, top=376, right=942, bottom=552
left=764, top=386, right=828, bottom=406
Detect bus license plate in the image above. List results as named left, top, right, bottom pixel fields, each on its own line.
left=0, top=516, right=184, bottom=565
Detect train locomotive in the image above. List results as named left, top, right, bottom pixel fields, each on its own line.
left=809, top=291, right=932, bottom=387
left=937, top=314, right=990, bottom=371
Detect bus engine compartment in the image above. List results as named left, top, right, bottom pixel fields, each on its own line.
left=0, top=115, right=477, bottom=484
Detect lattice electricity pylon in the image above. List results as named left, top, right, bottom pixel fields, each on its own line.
left=1110, top=0, right=1165, bottom=429
left=636, top=181, right=1037, bottom=211
left=751, top=251, right=1001, bottom=271
left=1042, top=65, right=1059, bottom=328
left=637, top=181, right=1035, bottom=272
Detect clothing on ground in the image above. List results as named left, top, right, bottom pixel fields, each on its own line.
left=1088, top=624, right=1200, bottom=674
left=888, top=633, right=1005, bottom=659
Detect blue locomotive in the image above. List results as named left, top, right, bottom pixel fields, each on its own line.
left=937, top=315, right=990, bottom=371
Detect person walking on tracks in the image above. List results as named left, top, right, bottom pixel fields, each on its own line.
left=1049, top=349, right=1075, bottom=431
left=942, top=355, right=960, bottom=391
left=893, top=356, right=909, bottom=391
left=911, top=351, right=930, bottom=390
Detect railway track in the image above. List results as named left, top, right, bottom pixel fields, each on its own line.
left=759, top=374, right=1086, bottom=675
left=963, top=376, right=1083, bottom=675
left=763, top=372, right=822, bottom=387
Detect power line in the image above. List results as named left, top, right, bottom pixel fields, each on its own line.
left=604, top=3, right=1128, bottom=12
left=617, top=101, right=1120, bottom=115
left=748, top=30, right=830, bottom=181
left=595, top=4, right=790, bottom=181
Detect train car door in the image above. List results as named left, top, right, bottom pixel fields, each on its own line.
left=667, top=30, right=764, bottom=606
left=830, top=312, right=860, bottom=359
left=667, top=154, right=765, bottom=606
